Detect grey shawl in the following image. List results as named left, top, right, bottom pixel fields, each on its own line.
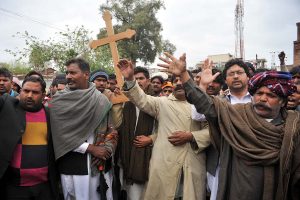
left=50, top=83, right=112, bottom=160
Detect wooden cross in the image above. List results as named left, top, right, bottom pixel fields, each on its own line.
left=89, top=10, right=136, bottom=104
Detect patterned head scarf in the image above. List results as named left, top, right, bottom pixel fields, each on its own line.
left=248, top=71, right=297, bottom=98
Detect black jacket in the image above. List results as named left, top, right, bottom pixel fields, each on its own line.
left=0, top=94, right=60, bottom=199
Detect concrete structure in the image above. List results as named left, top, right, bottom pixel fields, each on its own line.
left=294, top=22, right=300, bottom=66
left=196, top=53, right=234, bottom=69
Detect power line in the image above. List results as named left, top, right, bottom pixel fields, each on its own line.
left=0, top=7, right=66, bottom=32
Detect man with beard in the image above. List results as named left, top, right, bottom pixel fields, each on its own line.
left=0, top=67, right=19, bottom=97
left=115, top=65, right=156, bottom=200
left=0, top=76, right=59, bottom=199
left=287, top=66, right=300, bottom=111
left=118, top=59, right=210, bottom=200
left=159, top=52, right=300, bottom=200
left=50, top=58, right=117, bottom=200
left=151, top=75, right=164, bottom=96
left=191, top=62, right=242, bottom=200
left=222, top=59, right=251, bottom=103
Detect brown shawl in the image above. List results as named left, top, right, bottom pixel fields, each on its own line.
left=209, top=97, right=300, bottom=200
left=118, top=85, right=155, bottom=184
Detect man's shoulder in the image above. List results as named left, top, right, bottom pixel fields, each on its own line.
left=0, top=93, right=19, bottom=108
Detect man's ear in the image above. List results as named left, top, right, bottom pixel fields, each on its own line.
left=84, top=71, right=90, bottom=81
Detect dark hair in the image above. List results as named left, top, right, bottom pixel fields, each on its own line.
left=134, top=67, right=150, bottom=79
left=191, top=68, right=201, bottom=74
left=22, top=76, right=46, bottom=93
left=254, top=68, right=270, bottom=74
left=51, top=79, right=58, bottom=87
left=0, top=67, right=13, bottom=80
left=212, top=69, right=224, bottom=85
left=171, top=71, right=193, bottom=83
left=65, top=58, right=90, bottom=73
left=223, top=59, right=250, bottom=78
left=151, top=76, right=164, bottom=84
left=290, top=65, right=300, bottom=76
left=108, top=73, right=116, bottom=80
left=245, top=62, right=255, bottom=73
left=55, top=73, right=67, bottom=85
left=25, top=70, right=44, bottom=81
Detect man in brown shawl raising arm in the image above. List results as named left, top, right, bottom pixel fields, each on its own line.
left=50, top=58, right=117, bottom=200
left=158, top=52, right=300, bottom=200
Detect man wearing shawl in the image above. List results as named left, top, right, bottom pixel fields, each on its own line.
left=159, top=53, right=300, bottom=200
left=50, top=58, right=117, bottom=200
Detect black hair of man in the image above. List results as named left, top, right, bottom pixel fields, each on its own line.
left=191, top=68, right=201, bottom=74
left=245, top=62, right=255, bottom=73
left=171, top=70, right=194, bottom=83
left=290, top=65, right=300, bottom=76
left=0, top=67, right=13, bottom=80
left=22, top=75, right=46, bottom=93
left=223, top=58, right=250, bottom=79
left=134, top=67, right=150, bottom=79
left=65, top=58, right=90, bottom=73
left=24, top=70, right=44, bottom=81
left=212, top=68, right=225, bottom=85
left=151, top=76, right=164, bottom=84
left=51, top=79, right=58, bottom=87
left=254, top=68, right=270, bottom=74
left=55, top=73, right=67, bottom=85
left=108, top=73, right=116, bottom=80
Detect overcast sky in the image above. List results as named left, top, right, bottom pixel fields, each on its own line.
left=0, top=0, right=299, bottom=68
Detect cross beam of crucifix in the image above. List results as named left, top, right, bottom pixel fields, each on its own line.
left=89, top=10, right=136, bottom=88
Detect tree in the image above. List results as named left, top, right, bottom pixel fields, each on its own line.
left=0, top=61, right=31, bottom=75
left=100, top=0, right=176, bottom=66
left=6, top=26, right=114, bottom=73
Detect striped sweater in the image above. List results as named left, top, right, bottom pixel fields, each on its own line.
left=9, top=108, right=48, bottom=186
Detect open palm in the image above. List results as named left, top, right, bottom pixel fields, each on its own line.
left=158, top=52, right=187, bottom=76
left=200, top=58, right=220, bottom=86
left=117, top=59, right=134, bottom=80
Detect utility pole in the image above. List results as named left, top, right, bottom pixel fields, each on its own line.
left=235, top=0, right=244, bottom=60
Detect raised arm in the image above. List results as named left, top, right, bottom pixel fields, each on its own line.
left=158, top=52, right=219, bottom=118
left=118, top=59, right=160, bottom=118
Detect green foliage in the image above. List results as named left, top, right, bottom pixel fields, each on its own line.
left=0, top=61, right=31, bottom=75
left=6, top=26, right=114, bottom=73
left=100, top=0, right=176, bottom=65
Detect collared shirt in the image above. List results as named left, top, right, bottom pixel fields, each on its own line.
left=225, top=91, right=252, bottom=105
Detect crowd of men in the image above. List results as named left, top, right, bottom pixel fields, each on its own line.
left=0, top=54, right=300, bottom=200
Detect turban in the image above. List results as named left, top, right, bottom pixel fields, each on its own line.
left=90, top=70, right=108, bottom=82
left=248, top=71, right=297, bottom=98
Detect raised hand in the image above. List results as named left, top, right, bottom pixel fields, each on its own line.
left=158, top=52, right=187, bottom=76
left=117, top=59, right=134, bottom=81
left=199, top=58, right=220, bottom=90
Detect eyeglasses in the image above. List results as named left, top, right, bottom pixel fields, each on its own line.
left=227, top=71, right=245, bottom=77
left=163, top=89, right=173, bottom=93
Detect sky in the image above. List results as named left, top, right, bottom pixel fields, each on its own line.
left=0, top=0, right=299, bottom=68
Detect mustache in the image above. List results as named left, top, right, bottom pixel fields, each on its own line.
left=67, top=79, right=74, bottom=84
left=207, top=85, right=215, bottom=90
left=253, top=102, right=272, bottom=111
left=174, top=84, right=184, bottom=91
